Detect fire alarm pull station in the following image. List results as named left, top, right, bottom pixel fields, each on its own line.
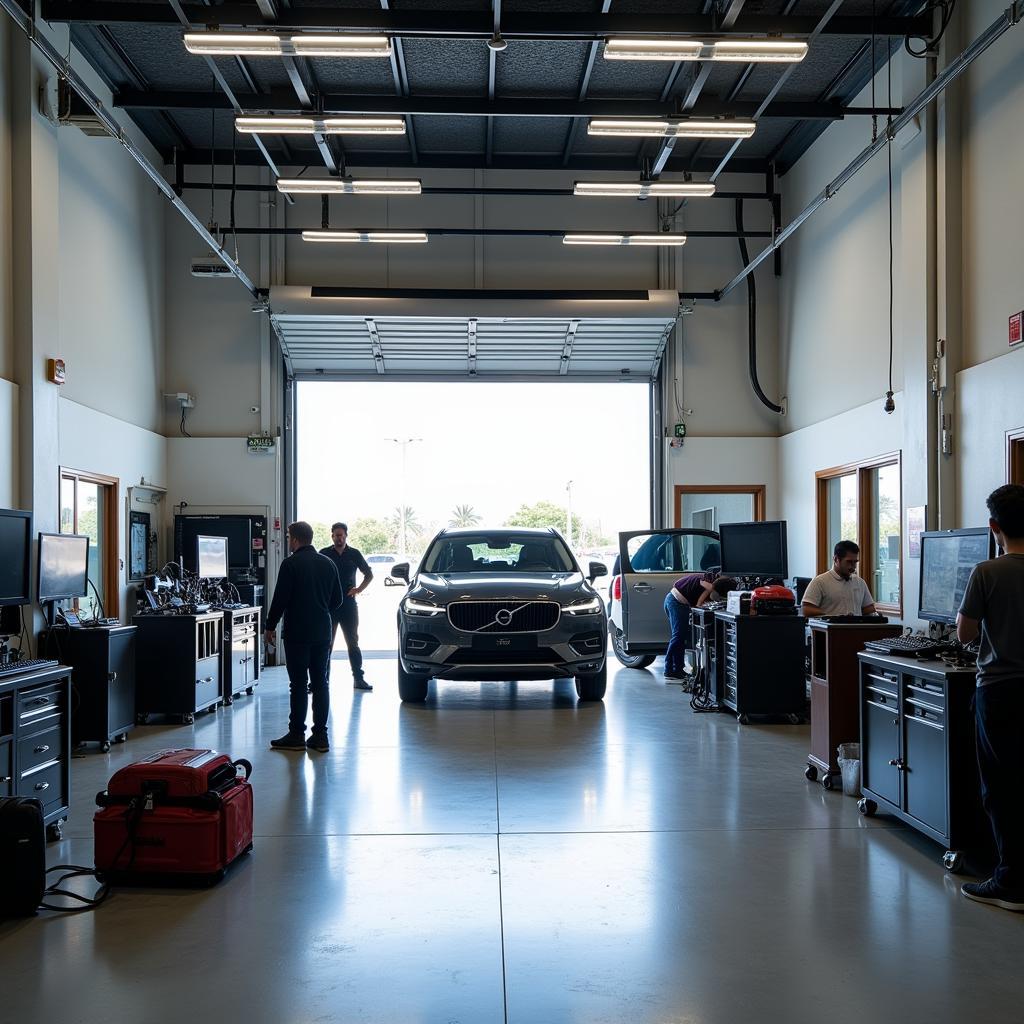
left=1010, top=311, right=1023, bottom=348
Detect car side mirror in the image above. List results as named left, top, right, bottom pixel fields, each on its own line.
left=588, top=561, right=608, bottom=582
left=383, top=575, right=402, bottom=587
left=390, top=562, right=410, bottom=584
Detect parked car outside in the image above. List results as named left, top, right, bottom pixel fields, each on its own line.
left=607, top=528, right=720, bottom=668
left=390, top=527, right=609, bottom=702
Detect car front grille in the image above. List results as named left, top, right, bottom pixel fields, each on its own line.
left=447, top=601, right=560, bottom=633
left=445, top=648, right=559, bottom=665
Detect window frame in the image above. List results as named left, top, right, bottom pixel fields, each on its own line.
left=59, top=467, right=120, bottom=618
left=673, top=484, right=767, bottom=528
left=815, top=452, right=902, bottom=616
left=1007, top=427, right=1024, bottom=485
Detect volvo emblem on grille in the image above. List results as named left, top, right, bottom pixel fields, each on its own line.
left=495, top=608, right=514, bottom=626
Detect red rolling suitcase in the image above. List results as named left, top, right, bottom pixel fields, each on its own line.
left=94, top=748, right=253, bottom=886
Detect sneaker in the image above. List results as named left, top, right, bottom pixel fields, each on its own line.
left=354, top=679, right=373, bottom=691
left=270, top=732, right=306, bottom=751
left=306, top=733, right=330, bottom=753
left=961, top=878, right=1024, bottom=912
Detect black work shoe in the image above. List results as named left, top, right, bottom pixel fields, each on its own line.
left=270, top=732, right=306, bottom=751
left=961, top=878, right=1024, bottom=911
left=306, top=733, right=330, bottom=753
left=354, top=679, right=373, bottom=691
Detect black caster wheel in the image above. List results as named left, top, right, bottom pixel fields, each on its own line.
left=787, top=714, right=802, bottom=725
left=136, top=713, right=150, bottom=725
left=46, top=820, right=65, bottom=842
left=100, top=740, right=111, bottom=753
left=943, top=850, right=965, bottom=873
left=246, top=686, right=255, bottom=696
left=210, top=703, right=220, bottom=713
left=821, top=773, right=834, bottom=791
left=737, top=714, right=750, bottom=725
left=182, top=713, right=195, bottom=725
left=223, top=697, right=233, bottom=707
left=804, top=764, right=818, bottom=782
left=115, top=733, right=127, bottom=743
left=858, top=798, right=877, bottom=817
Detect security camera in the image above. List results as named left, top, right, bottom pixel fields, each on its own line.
left=250, top=405, right=260, bottom=415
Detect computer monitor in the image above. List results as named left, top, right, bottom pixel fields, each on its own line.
left=197, top=535, right=228, bottom=579
left=918, top=527, right=995, bottom=624
left=175, top=515, right=257, bottom=573
left=0, top=508, right=32, bottom=606
left=38, top=533, right=90, bottom=602
left=718, top=520, right=789, bottom=578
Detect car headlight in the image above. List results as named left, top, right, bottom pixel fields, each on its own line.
left=563, top=596, right=603, bottom=615
left=403, top=597, right=445, bottom=616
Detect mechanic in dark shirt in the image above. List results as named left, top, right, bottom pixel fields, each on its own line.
left=957, top=484, right=1024, bottom=912
left=320, top=521, right=375, bottom=691
left=264, top=520, right=344, bottom=752
left=663, top=571, right=737, bottom=680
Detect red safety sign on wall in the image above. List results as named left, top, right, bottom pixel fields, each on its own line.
left=1010, top=311, right=1023, bottom=347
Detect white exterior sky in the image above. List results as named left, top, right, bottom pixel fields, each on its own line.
left=296, top=380, right=651, bottom=547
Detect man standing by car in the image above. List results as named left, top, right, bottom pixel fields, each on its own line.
left=801, top=540, right=878, bottom=617
left=664, top=571, right=737, bottom=680
left=264, top=521, right=343, bottom=752
left=320, top=522, right=375, bottom=691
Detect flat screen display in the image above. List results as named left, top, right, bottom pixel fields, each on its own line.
left=919, top=528, right=994, bottom=624
left=718, top=521, right=789, bottom=578
left=197, top=535, right=228, bottom=579
left=38, top=533, right=90, bottom=601
left=0, top=509, right=32, bottom=606
left=175, top=515, right=253, bottom=571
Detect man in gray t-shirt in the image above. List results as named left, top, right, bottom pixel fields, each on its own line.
left=956, top=484, right=1024, bottom=912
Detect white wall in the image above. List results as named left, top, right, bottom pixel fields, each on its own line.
left=0, top=377, right=16, bottom=508
left=0, top=15, right=13, bottom=384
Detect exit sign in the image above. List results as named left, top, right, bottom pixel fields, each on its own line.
left=247, top=435, right=275, bottom=454
left=1011, top=311, right=1023, bottom=347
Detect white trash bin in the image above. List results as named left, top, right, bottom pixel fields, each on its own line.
left=837, top=742, right=861, bottom=797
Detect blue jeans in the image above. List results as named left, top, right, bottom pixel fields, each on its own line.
left=663, top=592, right=692, bottom=677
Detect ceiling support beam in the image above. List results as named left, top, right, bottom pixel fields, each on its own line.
left=380, top=0, right=417, bottom=164
left=41, top=3, right=930, bottom=39
left=562, top=0, right=613, bottom=168
left=228, top=226, right=773, bottom=238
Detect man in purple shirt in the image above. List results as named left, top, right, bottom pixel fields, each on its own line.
left=664, top=571, right=737, bottom=680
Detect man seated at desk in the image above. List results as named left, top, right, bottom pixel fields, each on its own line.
left=801, top=540, right=877, bottom=618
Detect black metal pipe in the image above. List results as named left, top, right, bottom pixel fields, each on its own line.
left=736, top=199, right=783, bottom=414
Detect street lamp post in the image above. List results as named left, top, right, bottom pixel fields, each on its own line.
left=565, top=479, right=573, bottom=551
left=386, top=437, right=423, bottom=557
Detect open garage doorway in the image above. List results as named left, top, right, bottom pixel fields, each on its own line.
left=295, top=380, right=653, bottom=655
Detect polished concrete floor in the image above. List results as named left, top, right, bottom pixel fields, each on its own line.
left=2, top=655, right=1020, bottom=1024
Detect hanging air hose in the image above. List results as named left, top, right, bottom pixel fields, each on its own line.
left=736, top=199, right=784, bottom=415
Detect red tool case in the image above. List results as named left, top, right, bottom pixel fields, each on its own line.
left=750, top=585, right=798, bottom=615
left=94, top=748, right=253, bottom=886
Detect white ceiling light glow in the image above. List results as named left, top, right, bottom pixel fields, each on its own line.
left=603, top=37, right=808, bottom=63
left=236, top=116, right=406, bottom=135
left=277, top=178, right=422, bottom=195
left=587, top=118, right=756, bottom=139
left=184, top=33, right=392, bottom=57
left=562, top=233, right=688, bottom=246
left=302, top=230, right=429, bottom=244
left=573, top=181, right=716, bottom=198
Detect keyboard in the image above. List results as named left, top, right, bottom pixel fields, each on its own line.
left=0, top=658, right=59, bottom=679
left=815, top=614, right=889, bottom=624
left=864, top=635, right=950, bottom=657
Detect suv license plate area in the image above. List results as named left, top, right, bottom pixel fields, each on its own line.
left=472, top=635, right=537, bottom=651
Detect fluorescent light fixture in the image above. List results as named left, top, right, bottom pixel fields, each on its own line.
left=184, top=32, right=392, bottom=57
left=277, top=178, right=422, bottom=195
left=302, top=230, right=428, bottom=244
left=588, top=118, right=755, bottom=139
left=710, top=40, right=808, bottom=62
left=604, top=38, right=703, bottom=61
left=573, top=180, right=716, bottom=198
left=236, top=116, right=406, bottom=135
left=562, top=233, right=688, bottom=246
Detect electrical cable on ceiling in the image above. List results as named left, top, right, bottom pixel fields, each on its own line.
left=209, top=79, right=216, bottom=230
left=906, top=1, right=958, bottom=57
left=871, top=0, right=878, bottom=143
left=180, top=405, right=192, bottom=438
left=884, top=39, right=895, bottom=415
left=735, top=199, right=783, bottom=415
left=231, top=123, right=238, bottom=260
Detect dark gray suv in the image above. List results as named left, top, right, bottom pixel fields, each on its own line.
left=390, top=527, right=609, bottom=703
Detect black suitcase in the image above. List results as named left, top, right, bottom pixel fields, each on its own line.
left=0, top=797, right=46, bottom=917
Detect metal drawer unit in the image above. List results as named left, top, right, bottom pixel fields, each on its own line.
left=222, top=606, right=261, bottom=704
left=858, top=651, right=993, bottom=873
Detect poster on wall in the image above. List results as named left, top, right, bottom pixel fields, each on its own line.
left=907, top=505, right=926, bottom=559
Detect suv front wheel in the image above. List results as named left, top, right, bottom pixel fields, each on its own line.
left=398, top=664, right=430, bottom=703
left=611, top=627, right=655, bottom=669
left=575, top=664, right=607, bottom=702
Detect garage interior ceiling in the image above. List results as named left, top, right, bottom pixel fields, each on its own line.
left=269, top=287, right=680, bottom=380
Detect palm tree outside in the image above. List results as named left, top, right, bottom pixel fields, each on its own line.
left=449, top=504, right=482, bottom=528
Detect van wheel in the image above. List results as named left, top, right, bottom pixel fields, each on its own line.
left=398, top=665, right=430, bottom=702
left=575, top=664, right=607, bottom=702
left=611, top=628, right=654, bottom=669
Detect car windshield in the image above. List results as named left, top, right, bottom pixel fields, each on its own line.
left=422, top=533, right=577, bottom=574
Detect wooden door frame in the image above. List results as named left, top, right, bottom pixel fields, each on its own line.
left=1007, top=427, right=1024, bottom=484
left=59, top=467, right=120, bottom=617
left=673, top=484, right=767, bottom=528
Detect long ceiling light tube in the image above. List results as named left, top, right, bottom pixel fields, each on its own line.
left=237, top=116, right=406, bottom=135
left=562, top=233, right=688, bottom=246
left=573, top=180, right=716, bottom=198
left=604, top=37, right=808, bottom=62
left=302, top=230, right=428, bottom=243
left=184, top=33, right=393, bottom=57
left=277, top=178, right=422, bottom=195
left=588, top=118, right=756, bottom=139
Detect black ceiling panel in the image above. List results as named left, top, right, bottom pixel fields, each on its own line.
left=413, top=116, right=487, bottom=153
left=493, top=117, right=574, bottom=154
left=495, top=41, right=587, bottom=99
left=401, top=38, right=490, bottom=95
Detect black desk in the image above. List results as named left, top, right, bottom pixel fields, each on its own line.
left=41, top=625, right=136, bottom=751
left=858, top=651, right=992, bottom=872
left=0, top=663, right=72, bottom=841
